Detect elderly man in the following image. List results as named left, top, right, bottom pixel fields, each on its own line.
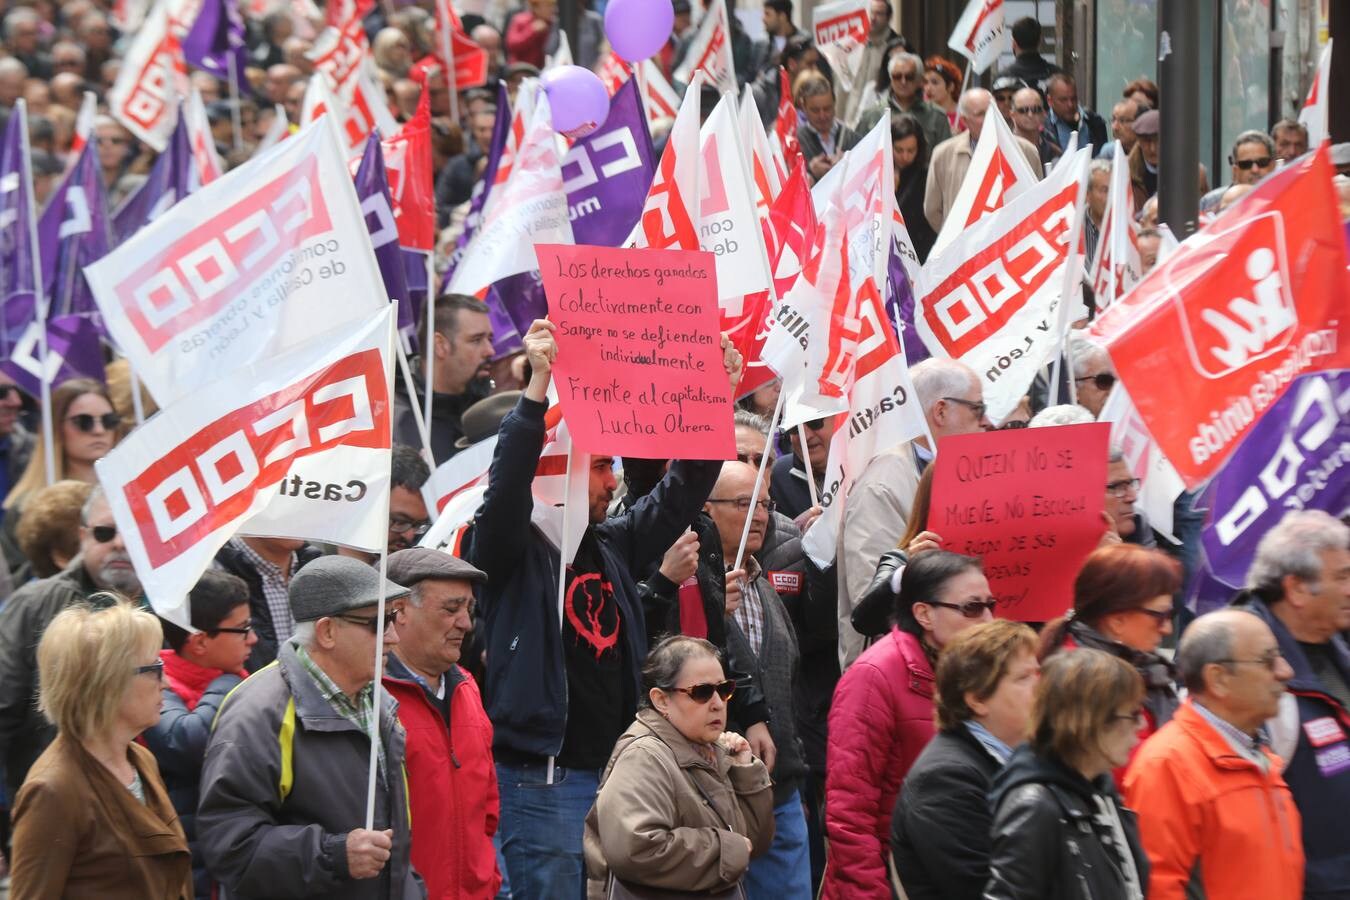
left=838, top=358, right=992, bottom=667
left=1231, top=511, right=1350, bottom=898
left=1136, top=227, right=1162, bottom=274
left=1097, top=98, right=1140, bottom=159
left=198, top=556, right=422, bottom=899
left=1066, top=333, right=1115, bottom=418
left=1104, top=446, right=1153, bottom=546
left=0, top=57, right=25, bottom=113
left=854, top=53, right=951, bottom=156
left=1272, top=118, right=1309, bottom=163
left=0, top=486, right=142, bottom=795
left=3, top=8, right=50, bottom=78
left=1082, top=159, right=1112, bottom=270
left=1009, top=85, right=1061, bottom=168
left=1128, top=109, right=1161, bottom=205
left=705, top=461, right=811, bottom=899
left=1200, top=130, right=1276, bottom=215
left=384, top=548, right=501, bottom=899
left=925, top=89, right=1042, bottom=233
left=1123, top=609, right=1304, bottom=900
left=1043, top=73, right=1108, bottom=154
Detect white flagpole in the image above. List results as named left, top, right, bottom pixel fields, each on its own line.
left=422, top=254, right=436, bottom=458
left=393, top=337, right=434, bottom=461
left=226, top=53, right=244, bottom=151
left=547, top=439, right=576, bottom=787
left=796, top=422, right=820, bottom=507
left=734, top=390, right=783, bottom=573
left=128, top=363, right=146, bottom=425
left=18, top=100, right=56, bottom=485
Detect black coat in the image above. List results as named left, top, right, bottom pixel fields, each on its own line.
left=213, top=542, right=324, bottom=672
left=891, top=725, right=1004, bottom=900
left=985, top=746, right=1149, bottom=900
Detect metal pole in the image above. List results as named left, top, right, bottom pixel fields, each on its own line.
left=1157, top=0, right=1200, bottom=239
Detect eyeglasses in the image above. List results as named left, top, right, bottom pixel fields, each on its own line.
left=66, top=412, right=122, bottom=433
left=736, top=452, right=766, bottom=469
left=389, top=514, right=430, bottom=536
left=211, top=620, right=254, bottom=636
left=1132, top=607, right=1172, bottom=624
left=891, top=72, right=918, bottom=82
left=1105, top=477, right=1141, bottom=498
left=1073, top=372, right=1116, bottom=391
left=134, top=660, right=165, bottom=680
left=95, top=136, right=130, bottom=146
left=927, top=599, right=998, bottom=618
left=669, top=679, right=736, bottom=703
left=1014, top=105, right=1045, bottom=115
left=998, top=420, right=1028, bottom=430
left=942, top=397, right=987, bottom=419
left=335, top=608, right=404, bottom=633
left=1217, top=651, right=1284, bottom=671
left=1110, top=707, right=1146, bottom=726
left=89, top=524, right=118, bottom=543
left=803, top=418, right=829, bottom=431
left=707, top=497, right=776, bottom=514
left=1232, top=157, right=1273, bottom=171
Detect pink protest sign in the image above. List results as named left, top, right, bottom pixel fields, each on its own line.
left=929, top=423, right=1109, bottom=622
left=538, top=244, right=735, bottom=459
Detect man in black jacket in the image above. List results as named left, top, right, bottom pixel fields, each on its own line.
left=1044, top=73, right=1108, bottom=155
left=997, top=16, right=1062, bottom=94
left=214, top=537, right=323, bottom=671
left=466, top=318, right=741, bottom=900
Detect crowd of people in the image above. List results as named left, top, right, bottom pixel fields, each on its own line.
left=0, top=0, right=1348, bottom=898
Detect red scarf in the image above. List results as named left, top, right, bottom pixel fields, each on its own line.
left=160, top=649, right=246, bottom=711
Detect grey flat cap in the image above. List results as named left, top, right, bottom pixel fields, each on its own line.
left=289, top=555, right=411, bottom=622
left=387, top=547, right=487, bottom=587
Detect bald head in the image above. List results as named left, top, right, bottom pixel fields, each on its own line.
left=705, top=461, right=770, bottom=558
left=959, top=88, right=993, bottom=141
left=1177, top=609, right=1292, bottom=732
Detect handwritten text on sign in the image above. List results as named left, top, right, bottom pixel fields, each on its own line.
left=538, top=244, right=735, bottom=459
left=930, top=423, right=1108, bottom=622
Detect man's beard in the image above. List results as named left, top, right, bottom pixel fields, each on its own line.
left=97, top=554, right=142, bottom=595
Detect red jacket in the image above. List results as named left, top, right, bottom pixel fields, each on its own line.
left=505, top=10, right=548, bottom=68
left=822, top=629, right=936, bottom=900
left=384, top=659, right=501, bottom=900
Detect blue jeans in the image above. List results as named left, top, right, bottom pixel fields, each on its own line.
left=743, top=790, right=812, bottom=900
left=496, top=760, right=600, bottom=900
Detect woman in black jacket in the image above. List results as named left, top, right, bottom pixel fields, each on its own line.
left=891, top=114, right=937, bottom=262
left=985, top=649, right=1149, bottom=900
left=890, top=619, right=1039, bottom=900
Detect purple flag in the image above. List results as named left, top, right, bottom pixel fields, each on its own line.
left=38, top=142, right=112, bottom=323
left=443, top=83, right=512, bottom=290
left=353, top=133, right=415, bottom=335
left=1189, top=370, right=1350, bottom=612
left=0, top=314, right=107, bottom=398
left=112, top=112, right=194, bottom=245
left=562, top=78, right=655, bottom=247
left=885, top=236, right=929, bottom=365
left=1, top=102, right=40, bottom=363
left=181, top=0, right=250, bottom=94
left=487, top=272, right=546, bottom=351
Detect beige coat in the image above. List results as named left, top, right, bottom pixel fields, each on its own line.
left=584, top=709, right=775, bottom=899
left=923, top=130, right=1045, bottom=234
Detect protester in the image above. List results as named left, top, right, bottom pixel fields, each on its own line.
left=143, top=571, right=255, bottom=900
left=751, top=0, right=806, bottom=76
left=583, top=635, right=775, bottom=898
left=796, top=71, right=853, bottom=184
left=999, top=17, right=1062, bottom=92
left=855, top=53, right=950, bottom=158
left=752, top=37, right=818, bottom=126
left=769, top=415, right=833, bottom=518
left=1010, top=85, right=1061, bottom=168
left=1229, top=511, right=1350, bottom=897
left=465, top=318, right=739, bottom=900
left=925, top=88, right=1042, bottom=233
left=984, top=649, right=1149, bottom=900
left=1199, top=130, right=1276, bottom=214
left=891, top=619, right=1040, bottom=900
left=822, top=551, right=995, bottom=899
left=841, top=0, right=900, bottom=123
left=921, top=56, right=961, bottom=133
left=1136, top=227, right=1162, bottom=274
left=0, top=373, right=32, bottom=517
left=10, top=598, right=190, bottom=899
left=13, top=478, right=91, bottom=579
left=1066, top=332, right=1116, bottom=417
left=839, top=359, right=990, bottom=667
left=1082, top=159, right=1112, bottom=278
left=436, top=105, right=496, bottom=221
left=1039, top=545, right=1182, bottom=770
left=1122, top=610, right=1303, bottom=900
left=1127, top=109, right=1160, bottom=205
left=339, top=445, right=431, bottom=565
left=3, top=377, right=117, bottom=517
left=890, top=113, right=937, bottom=261
left=214, top=535, right=322, bottom=671
left=848, top=465, right=939, bottom=639
left=704, top=461, right=811, bottom=898
left=1104, top=447, right=1154, bottom=546
left=1044, top=73, right=1108, bottom=153
left=1098, top=98, right=1140, bottom=159
left=384, top=547, right=502, bottom=900
left=395, top=294, right=495, bottom=463
left=990, top=75, right=1022, bottom=122
left=1271, top=118, right=1309, bottom=162
left=197, top=555, right=422, bottom=900
left=0, top=486, right=142, bottom=794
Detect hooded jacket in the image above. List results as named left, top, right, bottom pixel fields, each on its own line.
left=985, top=745, right=1149, bottom=900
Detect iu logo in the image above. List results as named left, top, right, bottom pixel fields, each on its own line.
left=1169, top=212, right=1297, bottom=379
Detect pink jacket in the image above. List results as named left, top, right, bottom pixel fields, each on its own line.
left=822, top=629, right=936, bottom=900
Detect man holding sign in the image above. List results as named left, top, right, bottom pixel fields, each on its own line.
left=466, top=318, right=741, bottom=900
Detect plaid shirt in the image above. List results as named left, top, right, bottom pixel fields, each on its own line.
left=229, top=538, right=296, bottom=643
left=293, top=642, right=384, bottom=776
left=732, top=557, right=765, bottom=657
left=1193, top=699, right=1269, bottom=770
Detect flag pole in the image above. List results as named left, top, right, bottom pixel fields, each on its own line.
left=422, top=254, right=436, bottom=458
left=796, top=422, right=820, bottom=507
left=226, top=53, right=244, bottom=151
left=18, top=100, right=55, bottom=485
left=734, top=390, right=783, bottom=573
left=128, top=362, right=146, bottom=425
left=548, top=438, right=576, bottom=787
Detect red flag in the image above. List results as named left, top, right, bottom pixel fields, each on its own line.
left=381, top=88, right=435, bottom=252
left=1089, top=145, right=1350, bottom=487
left=775, top=68, right=804, bottom=173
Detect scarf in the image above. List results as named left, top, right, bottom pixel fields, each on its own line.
left=160, top=649, right=245, bottom=711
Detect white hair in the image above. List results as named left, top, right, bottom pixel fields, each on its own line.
left=1088, top=158, right=1113, bottom=179
left=909, top=359, right=977, bottom=414
left=292, top=621, right=317, bottom=648
left=957, top=88, right=992, bottom=118
left=888, top=52, right=923, bottom=77
left=1028, top=404, right=1095, bottom=428
left=1246, top=510, right=1350, bottom=595
left=1066, top=333, right=1111, bottom=379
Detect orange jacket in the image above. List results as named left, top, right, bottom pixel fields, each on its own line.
left=1122, top=700, right=1304, bottom=900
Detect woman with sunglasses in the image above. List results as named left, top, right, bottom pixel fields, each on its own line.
left=821, top=551, right=994, bottom=900
left=984, top=649, right=1149, bottom=900
left=1039, top=544, right=1183, bottom=777
left=585, top=635, right=774, bottom=899
left=10, top=597, right=192, bottom=899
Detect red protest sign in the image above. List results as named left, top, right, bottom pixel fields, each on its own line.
left=929, top=423, right=1108, bottom=622
left=1089, top=146, right=1350, bottom=488
left=539, top=244, right=735, bottom=460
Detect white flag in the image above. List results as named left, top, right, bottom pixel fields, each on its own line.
left=1298, top=39, right=1332, bottom=147
left=301, top=64, right=400, bottom=159
left=185, top=87, right=224, bottom=187
left=699, top=93, right=771, bottom=302
left=95, top=307, right=395, bottom=629
left=931, top=106, right=1038, bottom=256
left=634, top=72, right=702, bottom=250
left=1097, top=380, right=1185, bottom=541
left=85, top=119, right=388, bottom=405
left=1086, top=140, right=1141, bottom=309
left=642, top=60, right=682, bottom=123
left=948, top=0, right=1006, bottom=74
left=673, top=0, right=737, bottom=94
left=108, top=0, right=189, bottom=151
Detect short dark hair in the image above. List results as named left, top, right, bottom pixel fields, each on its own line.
left=1045, top=72, right=1076, bottom=93
left=781, top=33, right=816, bottom=66
left=1010, top=16, right=1042, bottom=51
left=161, top=570, right=251, bottom=652
left=765, top=0, right=792, bottom=16
left=391, top=444, right=430, bottom=492
left=934, top=619, right=1037, bottom=730
left=890, top=111, right=929, bottom=168
left=422, top=294, right=490, bottom=349
left=894, top=550, right=983, bottom=638
left=641, top=635, right=722, bottom=707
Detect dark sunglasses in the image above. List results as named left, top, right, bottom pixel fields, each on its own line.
left=1073, top=372, right=1116, bottom=391
left=0, top=385, right=20, bottom=401
left=1232, top=157, right=1272, bottom=170
left=669, top=679, right=736, bottom=703
left=891, top=72, right=918, bottom=81
left=66, top=412, right=122, bottom=433
left=928, top=599, right=998, bottom=618
left=210, top=620, right=255, bottom=636
left=335, top=608, right=403, bottom=633
left=1132, top=607, right=1172, bottom=624
left=134, top=660, right=165, bottom=680
left=89, top=524, right=118, bottom=543
left=1014, top=105, right=1045, bottom=115
left=998, top=420, right=1029, bottom=430
left=736, top=452, right=766, bottom=469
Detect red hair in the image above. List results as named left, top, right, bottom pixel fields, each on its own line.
left=1038, top=544, right=1182, bottom=659
left=924, top=56, right=962, bottom=93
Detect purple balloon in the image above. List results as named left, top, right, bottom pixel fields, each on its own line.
left=542, top=65, right=611, bottom=139
left=604, top=0, right=675, bottom=62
